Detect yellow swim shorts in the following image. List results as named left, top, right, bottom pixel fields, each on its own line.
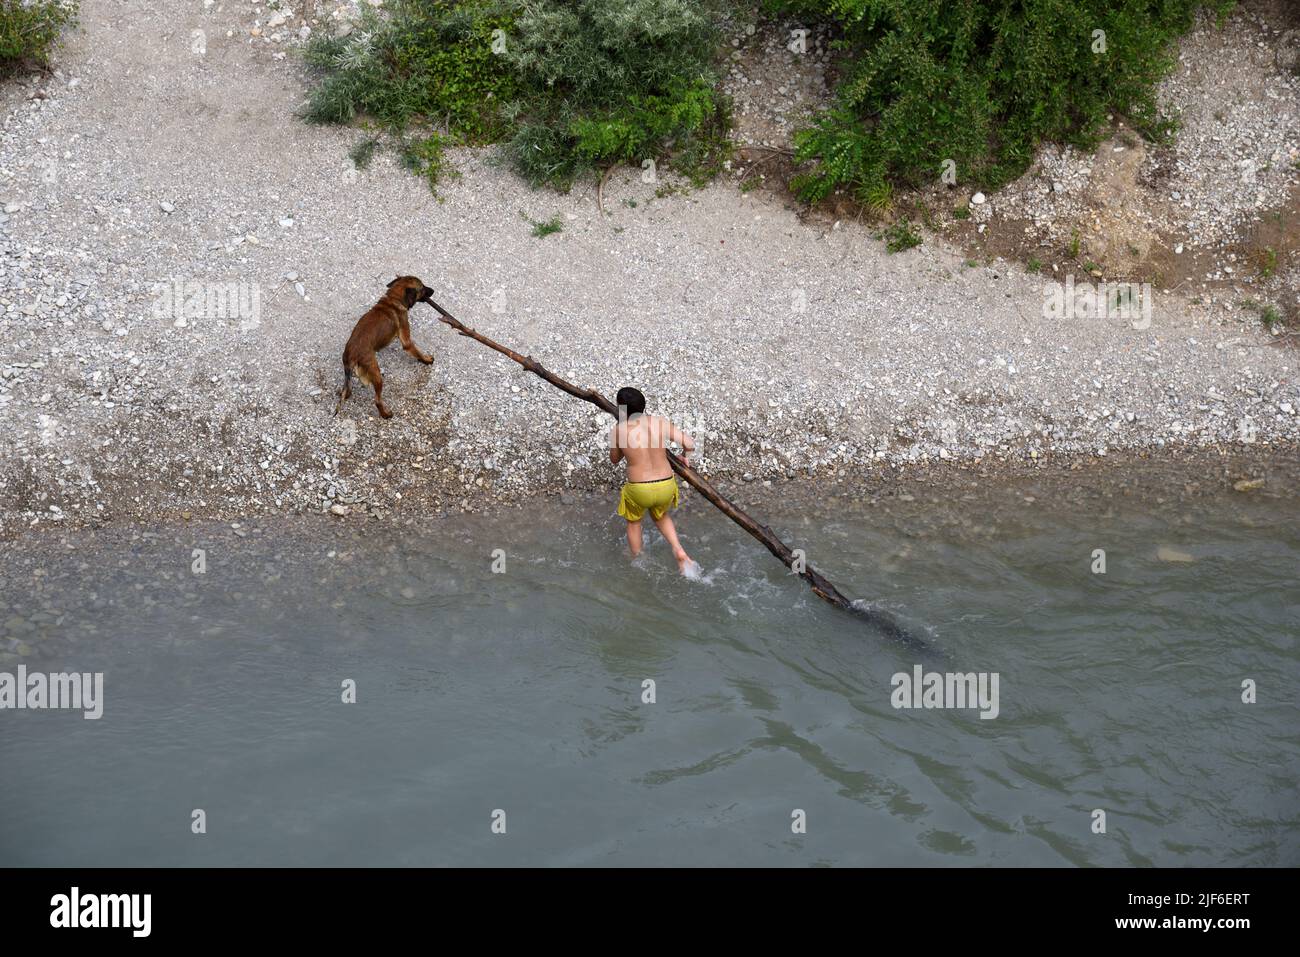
left=617, top=476, right=680, bottom=522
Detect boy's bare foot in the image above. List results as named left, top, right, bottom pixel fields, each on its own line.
left=675, top=551, right=697, bottom=575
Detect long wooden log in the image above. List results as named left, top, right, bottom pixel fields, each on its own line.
left=426, top=299, right=925, bottom=651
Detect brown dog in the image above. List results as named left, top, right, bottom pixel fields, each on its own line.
left=335, top=276, right=435, bottom=418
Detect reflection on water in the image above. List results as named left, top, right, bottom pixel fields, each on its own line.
left=1, top=469, right=1297, bottom=866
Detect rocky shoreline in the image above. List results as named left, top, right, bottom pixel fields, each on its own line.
left=2, top=432, right=1295, bottom=541
left=3, top=442, right=1295, bottom=667
left=1, top=0, right=1298, bottom=538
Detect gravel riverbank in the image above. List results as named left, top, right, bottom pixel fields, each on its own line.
left=1, top=0, right=1297, bottom=538
left=4, top=443, right=1296, bottom=664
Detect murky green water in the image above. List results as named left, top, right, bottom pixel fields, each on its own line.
left=1, top=468, right=1297, bottom=866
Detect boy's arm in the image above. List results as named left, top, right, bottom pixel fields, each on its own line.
left=664, top=419, right=696, bottom=461
left=608, top=424, right=624, bottom=465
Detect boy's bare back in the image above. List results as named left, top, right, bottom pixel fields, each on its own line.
left=608, top=415, right=689, bottom=481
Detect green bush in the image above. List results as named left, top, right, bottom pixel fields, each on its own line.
left=0, top=0, right=77, bottom=76
left=304, top=1, right=517, bottom=141
left=768, top=0, right=1234, bottom=203
left=499, top=0, right=725, bottom=186
left=304, top=0, right=730, bottom=190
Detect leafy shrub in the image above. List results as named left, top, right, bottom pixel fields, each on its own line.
left=304, top=1, right=517, bottom=141
left=500, top=0, right=724, bottom=185
left=0, top=0, right=77, bottom=76
left=767, top=0, right=1234, bottom=203
left=304, top=0, right=729, bottom=190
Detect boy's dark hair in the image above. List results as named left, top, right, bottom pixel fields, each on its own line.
left=616, top=387, right=646, bottom=416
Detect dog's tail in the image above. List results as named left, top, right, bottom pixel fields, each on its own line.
left=334, top=364, right=352, bottom=416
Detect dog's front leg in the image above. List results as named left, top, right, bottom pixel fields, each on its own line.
left=399, top=316, right=434, bottom=365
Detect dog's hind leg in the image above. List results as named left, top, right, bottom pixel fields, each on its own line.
left=334, top=364, right=354, bottom=415
left=358, top=357, right=392, bottom=419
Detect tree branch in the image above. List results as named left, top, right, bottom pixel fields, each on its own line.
left=426, top=299, right=926, bottom=651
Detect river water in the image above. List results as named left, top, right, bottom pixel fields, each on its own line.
left=1, top=465, right=1297, bottom=866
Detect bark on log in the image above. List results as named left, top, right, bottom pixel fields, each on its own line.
left=426, top=299, right=925, bottom=651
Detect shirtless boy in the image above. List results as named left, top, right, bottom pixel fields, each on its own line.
left=607, top=387, right=697, bottom=574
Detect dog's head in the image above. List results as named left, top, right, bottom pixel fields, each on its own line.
left=386, top=275, right=434, bottom=309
